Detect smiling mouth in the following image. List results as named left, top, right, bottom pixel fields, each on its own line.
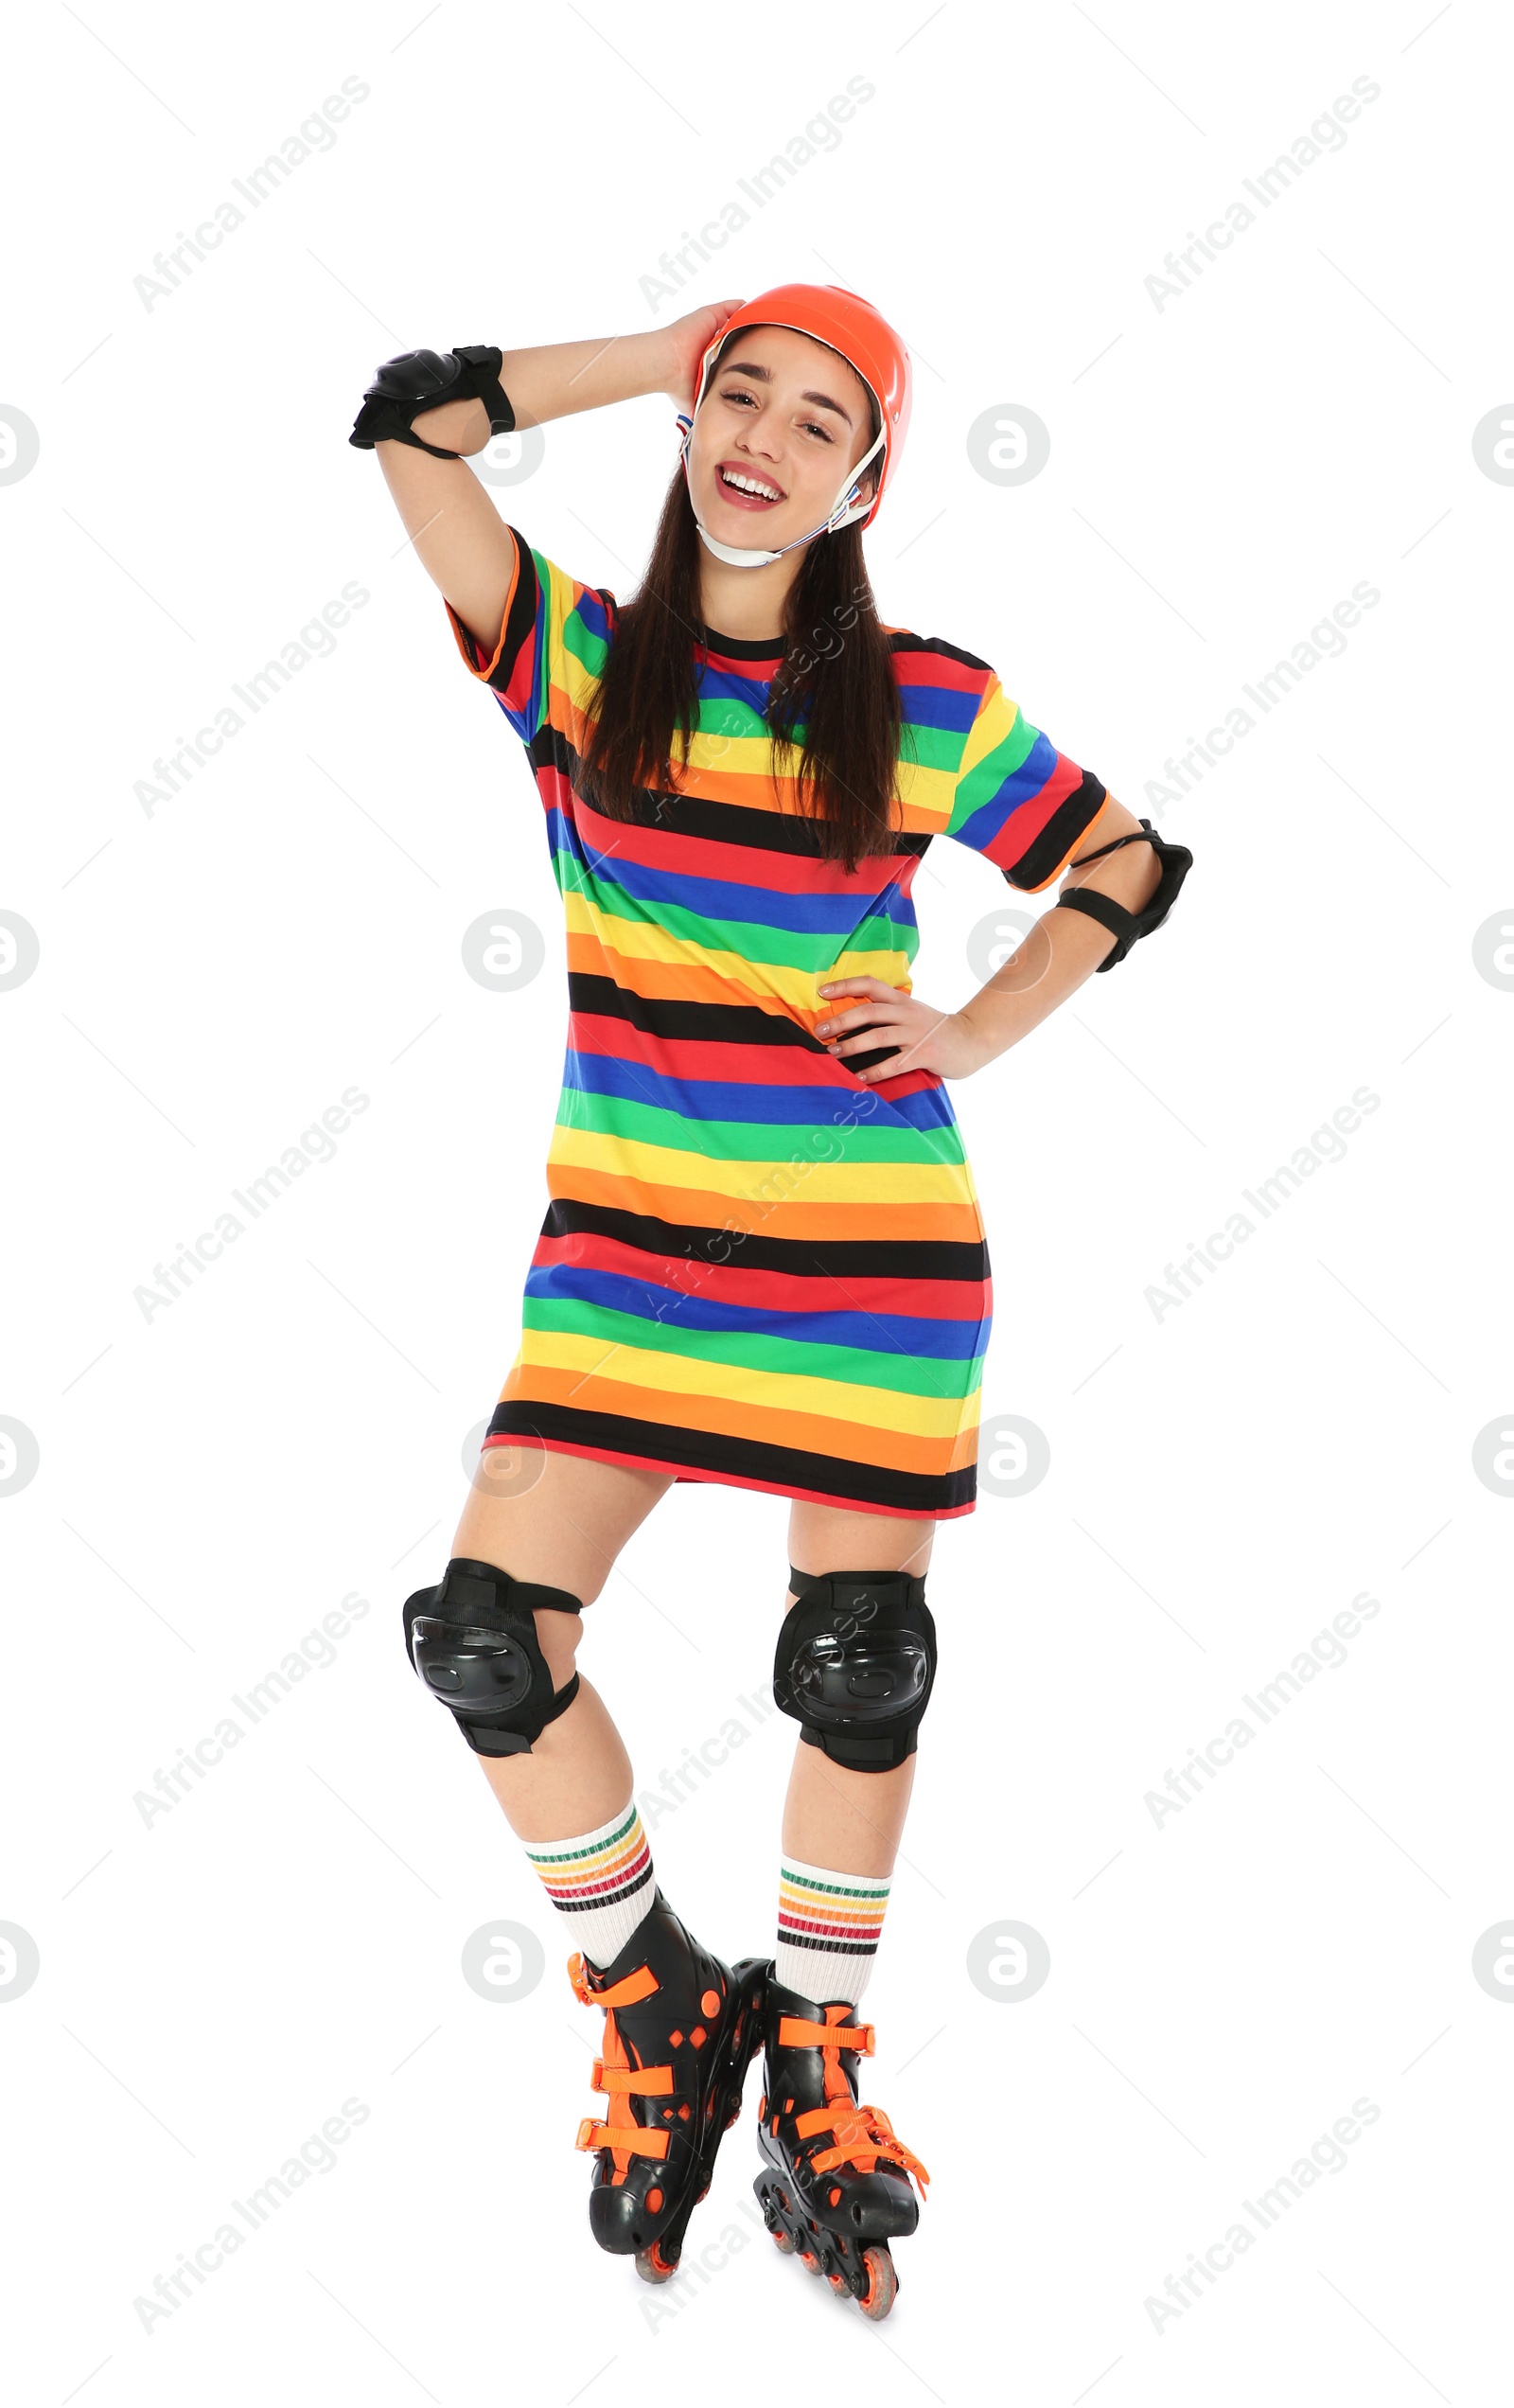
left=717, top=464, right=785, bottom=508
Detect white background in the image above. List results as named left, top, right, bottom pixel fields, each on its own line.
left=3, top=2, right=1510, bottom=2399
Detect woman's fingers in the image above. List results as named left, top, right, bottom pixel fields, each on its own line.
left=828, top=1025, right=903, bottom=1055
left=814, top=981, right=951, bottom=1082
left=816, top=978, right=893, bottom=1017
left=830, top=1018, right=907, bottom=1054
left=823, top=1013, right=899, bottom=1042
left=858, top=1057, right=911, bottom=1082
left=818, top=999, right=904, bottom=1038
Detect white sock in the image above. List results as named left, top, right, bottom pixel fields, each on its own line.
left=523, top=1799, right=655, bottom=1970
left=774, top=1854, right=891, bottom=2006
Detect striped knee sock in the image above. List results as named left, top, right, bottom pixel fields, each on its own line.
left=524, top=1799, right=656, bottom=1971
left=775, top=1855, right=891, bottom=2006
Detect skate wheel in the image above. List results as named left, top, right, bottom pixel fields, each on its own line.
left=635, top=2240, right=678, bottom=2285
left=856, top=2243, right=896, bottom=2321
left=827, top=2271, right=848, bottom=2293
left=799, top=2249, right=823, bottom=2277
left=770, top=2226, right=796, bottom=2255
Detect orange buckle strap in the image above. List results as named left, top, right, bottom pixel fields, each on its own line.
left=590, top=2058, right=674, bottom=2097
left=775, top=2014, right=875, bottom=2054
left=575, top=2117, right=669, bottom=2160
left=567, top=1950, right=660, bottom=2012
left=794, top=2102, right=931, bottom=2196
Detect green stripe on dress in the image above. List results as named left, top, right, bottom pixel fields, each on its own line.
left=555, top=1085, right=967, bottom=1167
left=521, top=1295, right=985, bottom=1400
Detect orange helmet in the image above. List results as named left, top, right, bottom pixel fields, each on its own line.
left=677, top=282, right=912, bottom=566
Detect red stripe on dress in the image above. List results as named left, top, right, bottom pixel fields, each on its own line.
left=569, top=798, right=924, bottom=897
left=978, top=751, right=1087, bottom=872
left=568, top=1014, right=854, bottom=1089
left=885, top=645, right=990, bottom=692
left=566, top=1017, right=952, bottom=1109
left=530, top=1228, right=990, bottom=1322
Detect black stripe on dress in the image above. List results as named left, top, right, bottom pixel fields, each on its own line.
left=536, top=1196, right=991, bottom=1286
left=1006, top=768, right=1111, bottom=894
left=569, top=973, right=826, bottom=1052
left=467, top=533, right=541, bottom=694
left=529, top=724, right=934, bottom=861
left=488, top=1400, right=977, bottom=1515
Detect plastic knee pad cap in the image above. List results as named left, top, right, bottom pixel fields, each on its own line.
left=401, top=1557, right=582, bottom=1756
left=773, top=1567, right=937, bottom=1772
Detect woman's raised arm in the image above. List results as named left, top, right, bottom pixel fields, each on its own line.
left=368, top=311, right=738, bottom=657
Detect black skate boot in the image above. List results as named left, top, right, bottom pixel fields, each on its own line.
left=752, top=1970, right=929, bottom=2320
left=568, top=1887, right=766, bottom=2284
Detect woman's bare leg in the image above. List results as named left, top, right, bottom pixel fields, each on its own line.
left=441, top=1442, right=673, bottom=1841
left=779, top=1504, right=937, bottom=1877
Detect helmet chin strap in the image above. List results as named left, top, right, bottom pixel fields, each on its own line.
left=676, top=414, right=886, bottom=571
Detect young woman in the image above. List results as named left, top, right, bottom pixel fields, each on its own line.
left=352, top=286, right=1190, bottom=2319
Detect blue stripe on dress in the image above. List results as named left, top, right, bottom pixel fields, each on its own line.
left=562, top=1047, right=958, bottom=1132
left=893, top=679, right=982, bottom=735
left=948, top=729, right=1062, bottom=855
left=525, top=1262, right=990, bottom=1361
left=547, top=819, right=917, bottom=940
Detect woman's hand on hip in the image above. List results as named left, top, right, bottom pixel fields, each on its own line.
left=815, top=978, right=995, bottom=1083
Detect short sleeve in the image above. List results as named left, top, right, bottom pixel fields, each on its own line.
left=944, top=670, right=1111, bottom=892
left=444, top=526, right=615, bottom=747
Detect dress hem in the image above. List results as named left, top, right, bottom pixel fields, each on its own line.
left=481, top=1431, right=975, bottom=1520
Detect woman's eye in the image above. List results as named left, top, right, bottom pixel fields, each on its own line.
left=801, top=420, right=833, bottom=442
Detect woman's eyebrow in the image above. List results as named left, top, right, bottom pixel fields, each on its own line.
left=717, top=357, right=854, bottom=430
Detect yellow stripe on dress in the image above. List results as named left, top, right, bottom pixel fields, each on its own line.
left=561, top=890, right=911, bottom=1000
left=515, top=1326, right=976, bottom=1439
left=545, top=1124, right=979, bottom=1208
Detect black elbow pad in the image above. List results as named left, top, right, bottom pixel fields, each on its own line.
left=1050, top=818, right=1193, bottom=969
left=349, top=344, right=515, bottom=459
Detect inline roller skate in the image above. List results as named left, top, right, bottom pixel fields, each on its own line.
left=569, top=1886, right=766, bottom=2284
left=752, top=1970, right=929, bottom=2320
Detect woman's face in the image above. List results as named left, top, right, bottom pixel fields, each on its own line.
left=686, top=323, right=879, bottom=550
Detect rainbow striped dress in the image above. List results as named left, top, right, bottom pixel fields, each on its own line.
left=446, top=531, right=1109, bottom=1519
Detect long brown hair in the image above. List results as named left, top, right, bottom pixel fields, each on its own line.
left=578, top=462, right=907, bottom=872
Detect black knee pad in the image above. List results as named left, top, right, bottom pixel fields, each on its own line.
left=401, top=1557, right=583, bottom=1757
left=772, top=1567, right=937, bottom=1773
